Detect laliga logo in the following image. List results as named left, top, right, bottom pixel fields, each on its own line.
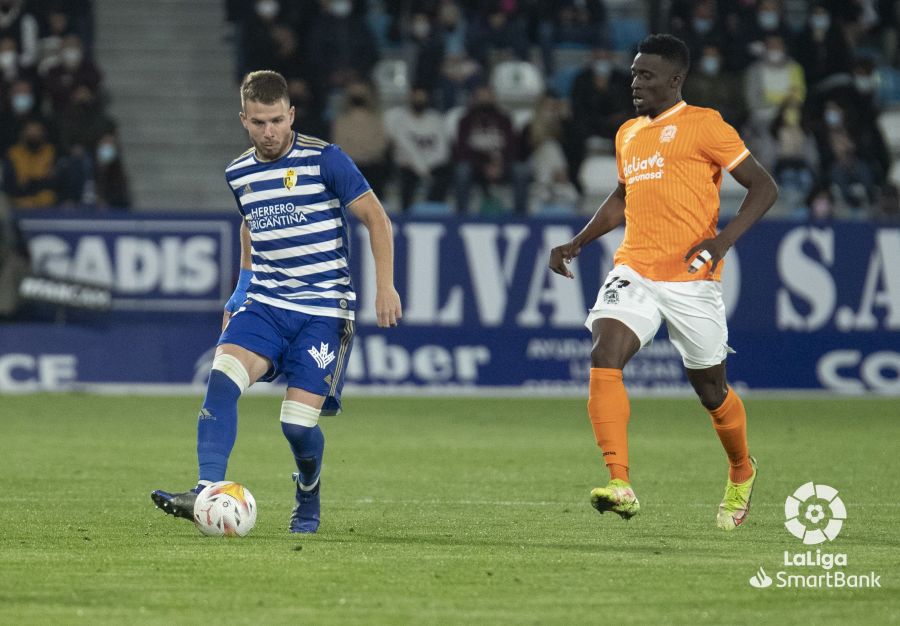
left=784, top=482, right=846, bottom=545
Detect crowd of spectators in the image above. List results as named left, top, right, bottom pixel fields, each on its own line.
left=227, top=0, right=900, bottom=220
left=0, top=0, right=130, bottom=212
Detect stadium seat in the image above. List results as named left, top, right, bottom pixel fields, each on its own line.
left=578, top=154, right=619, bottom=196
left=443, top=105, right=466, bottom=141
left=366, top=6, right=395, bottom=50
left=550, top=64, right=582, bottom=99
left=877, top=66, right=900, bottom=106
left=490, top=61, right=545, bottom=108
left=410, top=201, right=454, bottom=216
left=511, top=108, right=534, bottom=131
left=609, top=17, right=648, bottom=53
left=372, top=59, right=410, bottom=107
left=878, top=110, right=900, bottom=155
left=533, top=203, right=578, bottom=218
left=889, top=162, right=900, bottom=189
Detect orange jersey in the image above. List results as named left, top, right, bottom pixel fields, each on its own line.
left=613, top=101, right=750, bottom=282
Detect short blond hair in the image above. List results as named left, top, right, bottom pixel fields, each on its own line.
left=240, top=70, right=289, bottom=109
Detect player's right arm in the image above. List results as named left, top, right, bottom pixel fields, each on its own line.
left=548, top=182, right=626, bottom=278
left=222, top=220, right=252, bottom=330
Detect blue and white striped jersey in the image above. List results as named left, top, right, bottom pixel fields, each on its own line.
left=225, top=132, right=371, bottom=319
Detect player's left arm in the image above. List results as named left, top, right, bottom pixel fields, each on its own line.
left=686, top=129, right=778, bottom=274
left=348, top=191, right=402, bottom=328
left=222, top=220, right=253, bottom=330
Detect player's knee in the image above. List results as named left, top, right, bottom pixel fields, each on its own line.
left=590, top=342, right=627, bottom=369
left=695, top=383, right=727, bottom=410
left=280, top=401, right=321, bottom=428
left=211, top=354, right=250, bottom=394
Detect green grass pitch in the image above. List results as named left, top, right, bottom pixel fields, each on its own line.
left=1, top=394, right=898, bottom=624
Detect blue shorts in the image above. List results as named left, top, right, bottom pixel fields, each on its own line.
left=219, top=299, right=355, bottom=415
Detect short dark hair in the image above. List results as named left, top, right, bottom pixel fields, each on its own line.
left=637, top=34, right=690, bottom=73
left=240, top=70, right=289, bottom=108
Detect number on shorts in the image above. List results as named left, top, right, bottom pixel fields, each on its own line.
left=603, top=276, right=631, bottom=290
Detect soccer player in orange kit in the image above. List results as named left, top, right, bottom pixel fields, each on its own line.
left=549, top=34, right=777, bottom=530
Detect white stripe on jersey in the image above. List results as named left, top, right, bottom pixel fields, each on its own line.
left=254, top=237, right=342, bottom=261
left=252, top=257, right=347, bottom=278
left=229, top=165, right=321, bottom=189
left=284, top=290, right=357, bottom=301
left=291, top=149, right=322, bottom=158
left=252, top=215, right=342, bottom=242
left=226, top=154, right=255, bottom=173
left=249, top=293, right=353, bottom=319
left=251, top=276, right=351, bottom=290
left=242, top=183, right=326, bottom=205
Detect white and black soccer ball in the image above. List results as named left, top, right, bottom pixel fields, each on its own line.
left=193, top=481, right=257, bottom=537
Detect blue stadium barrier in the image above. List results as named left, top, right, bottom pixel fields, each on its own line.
left=2, top=212, right=899, bottom=394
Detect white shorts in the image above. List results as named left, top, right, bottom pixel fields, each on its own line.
left=585, top=264, right=731, bottom=369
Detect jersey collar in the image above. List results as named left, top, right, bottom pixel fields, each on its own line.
left=646, top=100, right=687, bottom=126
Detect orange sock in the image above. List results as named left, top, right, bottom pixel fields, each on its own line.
left=588, top=368, right=631, bottom=483
left=708, top=387, right=753, bottom=483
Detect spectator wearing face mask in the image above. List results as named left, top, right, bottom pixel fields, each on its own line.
left=0, top=35, right=20, bottom=82
left=2, top=117, right=58, bottom=208
left=744, top=34, right=806, bottom=131
left=385, top=86, right=452, bottom=211
left=434, top=3, right=483, bottom=111
left=331, top=80, right=389, bottom=198
left=719, top=0, right=789, bottom=72
left=791, top=4, right=852, bottom=88
left=0, top=78, right=50, bottom=154
left=408, top=12, right=444, bottom=97
left=465, top=1, right=530, bottom=69
left=537, top=0, right=608, bottom=75
left=520, top=92, right=579, bottom=214
left=0, top=0, right=38, bottom=70
left=36, top=6, right=77, bottom=76
left=239, top=0, right=283, bottom=78
left=669, top=0, right=723, bottom=63
left=58, top=84, right=114, bottom=152
left=812, top=100, right=882, bottom=211
left=683, top=44, right=747, bottom=130
left=453, top=84, right=528, bottom=215
left=760, top=102, right=820, bottom=215
left=43, top=33, right=101, bottom=114
left=288, top=77, right=330, bottom=141
left=569, top=48, right=631, bottom=145
left=744, top=0, right=790, bottom=58
left=307, top=0, right=379, bottom=94
left=93, top=131, right=131, bottom=210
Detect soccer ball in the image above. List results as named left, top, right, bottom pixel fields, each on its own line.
left=193, top=481, right=257, bottom=537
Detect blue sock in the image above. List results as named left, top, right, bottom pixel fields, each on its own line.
left=281, top=422, right=324, bottom=486
left=197, top=369, right=241, bottom=482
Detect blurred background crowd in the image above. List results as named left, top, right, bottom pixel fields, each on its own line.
left=0, top=0, right=129, bottom=212
left=2, top=0, right=899, bottom=220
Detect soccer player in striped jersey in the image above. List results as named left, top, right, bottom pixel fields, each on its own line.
left=549, top=35, right=778, bottom=530
left=152, top=70, right=402, bottom=533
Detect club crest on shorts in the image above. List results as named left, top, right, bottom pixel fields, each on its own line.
left=283, top=168, right=297, bottom=190
left=660, top=125, right=677, bottom=143
left=308, top=342, right=335, bottom=369
left=603, top=290, right=619, bottom=305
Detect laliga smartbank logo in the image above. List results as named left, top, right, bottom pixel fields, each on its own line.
left=748, top=483, right=881, bottom=589
left=784, top=481, right=846, bottom=544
